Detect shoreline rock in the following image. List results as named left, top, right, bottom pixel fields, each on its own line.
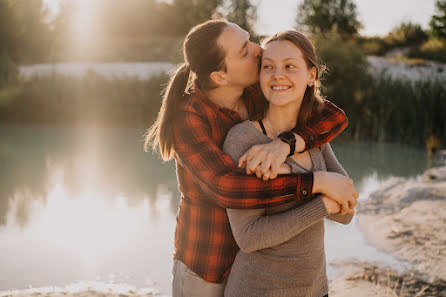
left=330, top=166, right=446, bottom=296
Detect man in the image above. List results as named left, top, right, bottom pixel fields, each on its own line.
left=145, top=20, right=358, bottom=297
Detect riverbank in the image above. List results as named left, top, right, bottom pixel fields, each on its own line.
left=329, top=166, right=446, bottom=297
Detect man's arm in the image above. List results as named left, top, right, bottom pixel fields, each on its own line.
left=172, top=108, right=313, bottom=209
left=239, top=99, right=348, bottom=179
left=292, top=100, right=348, bottom=152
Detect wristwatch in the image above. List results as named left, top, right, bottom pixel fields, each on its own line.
left=278, top=131, right=296, bottom=157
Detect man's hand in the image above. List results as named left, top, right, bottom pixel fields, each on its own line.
left=320, top=195, right=354, bottom=215
left=313, top=171, right=359, bottom=215
left=238, top=138, right=289, bottom=179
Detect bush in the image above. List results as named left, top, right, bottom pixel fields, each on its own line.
left=356, top=36, right=389, bottom=56
left=313, top=31, right=371, bottom=139
left=0, top=51, right=18, bottom=88
left=385, top=22, right=428, bottom=47
left=0, top=71, right=169, bottom=127
left=408, top=38, right=446, bottom=62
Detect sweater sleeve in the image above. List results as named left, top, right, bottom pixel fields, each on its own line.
left=227, top=198, right=328, bottom=253
left=224, top=124, right=329, bottom=252
left=321, top=143, right=354, bottom=225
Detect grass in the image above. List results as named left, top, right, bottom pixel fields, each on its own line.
left=0, top=70, right=444, bottom=148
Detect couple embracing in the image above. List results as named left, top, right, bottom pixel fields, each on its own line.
left=145, top=19, right=359, bottom=297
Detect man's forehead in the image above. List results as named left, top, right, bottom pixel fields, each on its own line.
left=219, top=24, right=249, bottom=54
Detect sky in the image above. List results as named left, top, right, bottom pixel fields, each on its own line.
left=44, top=0, right=438, bottom=37
left=256, top=0, right=437, bottom=36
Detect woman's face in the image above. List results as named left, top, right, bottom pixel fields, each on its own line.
left=260, top=40, right=316, bottom=108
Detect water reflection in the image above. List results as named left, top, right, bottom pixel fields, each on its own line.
left=0, top=125, right=179, bottom=229
left=0, top=125, right=179, bottom=293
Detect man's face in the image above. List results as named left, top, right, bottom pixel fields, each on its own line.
left=216, top=23, right=262, bottom=88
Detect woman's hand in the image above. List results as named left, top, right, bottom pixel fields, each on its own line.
left=238, top=138, right=289, bottom=179
left=321, top=195, right=355, bottom=215
left=313, top=171, right=358, bottom=215
left=259, top=164, right=291, bottom=181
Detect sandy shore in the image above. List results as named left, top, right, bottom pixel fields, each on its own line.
left=329, top=166, right=446, bottom=297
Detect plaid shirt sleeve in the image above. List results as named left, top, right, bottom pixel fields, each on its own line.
left=173, top=108, right=314, bottom=209
left=292, top=99, right=348, bottom=151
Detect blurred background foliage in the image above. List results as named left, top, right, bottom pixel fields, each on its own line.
left=0, top=0, right=445, bottom=146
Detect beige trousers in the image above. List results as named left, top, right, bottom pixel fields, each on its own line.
left=172, top=260, right=226, bottom=297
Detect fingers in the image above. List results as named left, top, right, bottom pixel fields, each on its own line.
left=346, top=208, right=355, bottom=215
left=339, top=201, right=349, bottom=216
left=258, top=158, right=272, bottom=177
left=238, top=146, right=259, bottom=170
left=353, top=187, right=359, bottom=199
left=248, top=153, right=265, bottom=176
left=262, top=170, right=271, bottom=181
left=269, top=159, right=281, bottom=179
left=349, top=197, right=357, bottom=208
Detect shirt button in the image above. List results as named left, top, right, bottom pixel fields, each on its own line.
left=302, top=190, right=307, bottom=195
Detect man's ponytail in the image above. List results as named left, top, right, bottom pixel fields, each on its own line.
left=144, top=63, right=190, bottom=160
left=144, top=20, right=228, bottom=160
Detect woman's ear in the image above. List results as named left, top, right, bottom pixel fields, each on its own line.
left=308, top=66, right=317, bottom=86
left=210, top=70, right=228, bottom=86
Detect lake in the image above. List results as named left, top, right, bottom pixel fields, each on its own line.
left=0, top=124, right=430, bottom=296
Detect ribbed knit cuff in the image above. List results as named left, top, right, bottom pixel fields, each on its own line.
left=297, top=196, right=329, bottom=224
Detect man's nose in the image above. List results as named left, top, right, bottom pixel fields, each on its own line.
left=251, top=42, right=262, bottom=57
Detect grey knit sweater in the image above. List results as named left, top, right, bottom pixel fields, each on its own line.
left=222, top=120, right=353, bottom=297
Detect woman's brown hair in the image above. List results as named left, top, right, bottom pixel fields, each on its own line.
left=252, top=30, right=325, bottom=128
left=144, top=20, right=228, bottom=160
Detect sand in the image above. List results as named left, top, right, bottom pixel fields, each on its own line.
left=329, top=166, right=446, bottom=297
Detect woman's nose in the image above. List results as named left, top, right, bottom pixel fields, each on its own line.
left=273, top=67, right=285, bottom=78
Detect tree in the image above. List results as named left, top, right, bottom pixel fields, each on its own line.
left=0, top=0, right=19, bottom=86
left=225, top=0, right=257, bottom=37
left=312, top=31, right=370, bottom=139
left=296, top=0, right=361, bottom=39
left=164, top=0, right=223, bottom=36
left=430, top=0, right=446, bottom=39
left=12, top=0, right=53, bottom=62
left=386, top=22, right=428, bottom=47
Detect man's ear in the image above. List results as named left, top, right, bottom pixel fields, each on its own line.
left=210, top=70, right=228, bottom=86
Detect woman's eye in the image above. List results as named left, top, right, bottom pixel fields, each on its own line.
left=285, top=64, right=295, bottom=69
left=262, top=64, right=272, bottom=69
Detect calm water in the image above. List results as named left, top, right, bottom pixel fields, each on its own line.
left=19, top=62, right=174, bottom=79
left=0, top=125, right=430, bottom=295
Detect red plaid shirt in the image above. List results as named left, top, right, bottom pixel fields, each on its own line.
left=172, top=86, right=348, bottom=283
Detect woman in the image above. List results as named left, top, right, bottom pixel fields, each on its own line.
left=223, top=30, right=354, bottom=297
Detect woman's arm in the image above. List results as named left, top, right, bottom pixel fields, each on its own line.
left=223, top=127, right=329, bottom=253
left=227, top=198, right=328, bottom=253
left=321, top=143, right=354, bottom=225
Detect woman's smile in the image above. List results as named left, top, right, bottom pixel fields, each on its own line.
left=271, top=85, right=292, bottom=91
